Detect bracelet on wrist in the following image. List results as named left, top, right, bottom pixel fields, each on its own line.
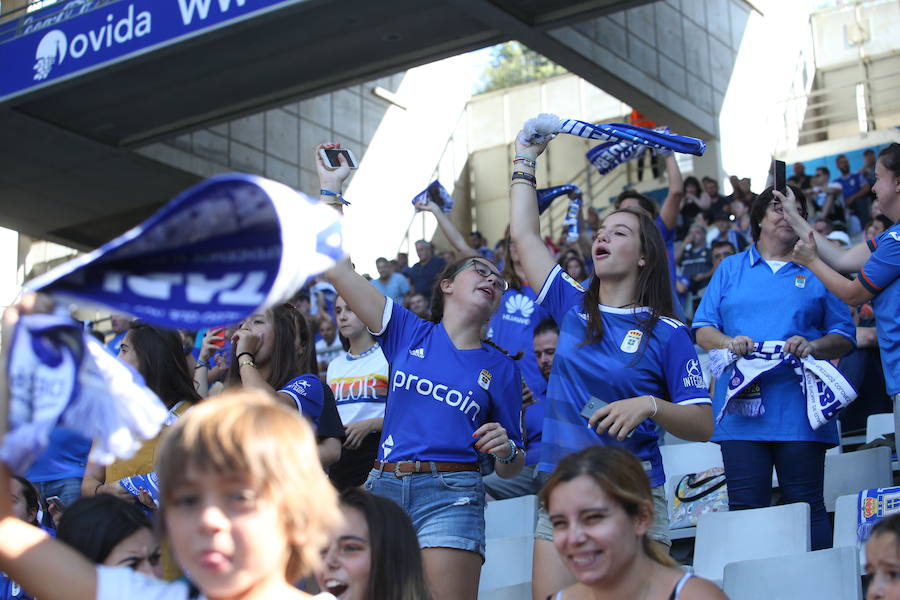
left=513, top=156, right=536, bottom=168
left=511, top=172, right=537, bottom=185
left=94, top=483, right=103, bottom=496
left=319, top=189, right=350, bottom=206
left=510, top=180, right=537, bottom=190
left=494, top=439, right=519, bottom=464
left=239, top=359, right=257, bottom=369
left=648, top=395, right=659, bottom=418
left=195, top=359, right=211, bottom=369
left=236, top=351, right=255, bottom=362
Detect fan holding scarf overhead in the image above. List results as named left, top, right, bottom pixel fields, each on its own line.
left=509, top=114, right=714, bottom=600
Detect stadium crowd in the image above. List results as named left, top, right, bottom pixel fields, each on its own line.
left=0, top=128, right=897, bottom=600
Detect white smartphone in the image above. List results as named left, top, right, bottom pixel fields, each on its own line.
left=318, top=148, right=358, bottom=170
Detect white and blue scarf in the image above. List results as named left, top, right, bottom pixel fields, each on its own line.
left=517, top=114, right=706, bottom=156
left=709, top=340, right=857, bottom=430
left=586, top=126, right=673, bottom=175
left=5, top=173, right=346, bottom=473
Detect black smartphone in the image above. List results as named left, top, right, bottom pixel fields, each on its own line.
left=580, top=396, right=609, bottom=420
left=772, top=159, right=787, bottom=194
left=319, top=148, right=358, bottom=170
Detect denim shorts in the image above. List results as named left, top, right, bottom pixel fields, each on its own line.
left=364, top=466, right=486, bottom=559
left=534, top=484, right=671, bottom=548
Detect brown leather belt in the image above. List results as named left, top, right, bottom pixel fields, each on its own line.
left=374, top=460, right=479, bottom=477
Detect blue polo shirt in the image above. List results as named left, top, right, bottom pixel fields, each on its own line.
left=860, top=224, right=900, bottom=394
left=370, top=272, right=410, bottom=305
left=693, top=245, right=856, bottom=444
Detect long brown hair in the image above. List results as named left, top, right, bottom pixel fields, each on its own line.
left=539, top=445, right=678, bottom=568
left=127, top=322, right=201, bottom=408
left=227, top=304, right=313, bottom=390
left=581, top=208, right=674, bottom=349
left=499, top=228, right=524, bottom=293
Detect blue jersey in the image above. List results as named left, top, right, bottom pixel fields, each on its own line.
left=862, top=224, right=900, bottom=394
left=656, top=215, right=686, bottom=321
left=26, top=427, right=91, bottom=482
left=487, top=286, right=550, bottom=401
left=0, top=574, right=30, bottom=600
left=536, top=265, right=710, bottom=486
left=693, top=246, right=856, bottom=443
left=374, top=300, right=523, bottom=463
left=279, top=374, right=325, bottom=427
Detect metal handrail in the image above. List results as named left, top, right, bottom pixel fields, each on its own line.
left=0, top=0, right=123, bottom=45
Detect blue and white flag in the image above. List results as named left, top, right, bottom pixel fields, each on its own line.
left=26, top=173, right=345, bottom=330
left=518, top=113, right=706, bottom=156
left=412, top=181, right=454, bottom=214
left=586, top=127, right=672, bottom=175
left=709, top=340, right=857, bottom=429
left=3, top=312, right=168, bottom=474
left=536, top=184, right=581, bottom=215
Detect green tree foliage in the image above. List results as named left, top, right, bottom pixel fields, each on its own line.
left=477, top=41, right=567, bottom=94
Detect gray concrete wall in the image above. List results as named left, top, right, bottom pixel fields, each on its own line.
left=136, top=73, right=405, bottom=197
left=547, top=0, right=751, bottom=138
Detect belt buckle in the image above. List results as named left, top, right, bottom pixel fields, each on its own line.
left=394, top=460, right=420, bottom=478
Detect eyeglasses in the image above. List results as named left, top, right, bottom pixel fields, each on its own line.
left=768, top=200, right=808, bottom=219
left=450, top=259, right=508, bottom=292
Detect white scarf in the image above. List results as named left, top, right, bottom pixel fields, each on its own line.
left=709, top=340, right=857, bottom=430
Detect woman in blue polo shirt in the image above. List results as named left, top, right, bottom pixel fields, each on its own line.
left=317, top=143, right=524, bottom=600
left=693, top=186, right=855, bottom=550
left=509, top=132, right=714, bottom=600
left=781, top=144, right=900, bottom=424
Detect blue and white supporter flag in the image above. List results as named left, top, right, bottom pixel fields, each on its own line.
left=5, top=174, right=346, bottom=473
left=26, top=173, right=345, bottom=329
left=536, top=185, right=581, bottom=215
left=412, top=181, right=454, bottom=214
left=586, top=127, right=672, bottom=175
left=518, top=113, right=706, bottom=156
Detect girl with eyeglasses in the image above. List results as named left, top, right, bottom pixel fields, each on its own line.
left=415, top=199, right=552, bottom=501
left=509, top=132, right=714, bottom=600
left=316, top=143, right=524, bottom=600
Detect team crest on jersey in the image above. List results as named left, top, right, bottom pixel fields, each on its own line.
left=478, top=369, right=492, bottom=390
left=794, top=275, right=806, bottom=289
left=620, top=329, right=643, bottom=353
left=889, top=232, right=900, bottom=242
left=561, top=272, right=585, bottom=291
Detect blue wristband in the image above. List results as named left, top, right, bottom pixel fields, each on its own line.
left=319, top=189, right=350, bottom=206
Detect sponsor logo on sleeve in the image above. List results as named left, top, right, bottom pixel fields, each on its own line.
left=681, top=359, right=706, bottom=388
left=408, top=347, right=425, bottom=358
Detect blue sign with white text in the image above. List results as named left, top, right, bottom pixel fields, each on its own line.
left=0, top=0, right=302, bottom=102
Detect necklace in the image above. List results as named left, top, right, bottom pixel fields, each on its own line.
left=348, top=342, right=379, bottom=360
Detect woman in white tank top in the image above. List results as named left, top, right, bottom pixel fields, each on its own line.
left=541, top=446, right=726, bottom=600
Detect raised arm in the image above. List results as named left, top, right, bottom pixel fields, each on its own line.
left=659, top=153, right=683, bottom=230
left=509, top=134, right=559, bottom=291
left=792, top=231, right=874, bottom=307
left=777, top=188, right=871, bottom=274
left=416, top=198, right=474, bottom=258
left=0, top=297, right=97, bottom=600
left=314, top=143, right=387, bottom=332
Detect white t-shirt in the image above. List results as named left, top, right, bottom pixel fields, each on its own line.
left=325, top=343, right=388, bottom=425
left=96, top=566, right=337, bottom=600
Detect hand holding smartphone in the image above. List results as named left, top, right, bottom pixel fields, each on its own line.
left=772, top=159, right=787, bottom=194
left=580, top=396, right=636, bottom=439
left=319, top=148, right=358, bottom=170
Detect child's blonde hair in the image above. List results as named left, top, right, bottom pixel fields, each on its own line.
left=155, top=389, right=340, bottom=581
